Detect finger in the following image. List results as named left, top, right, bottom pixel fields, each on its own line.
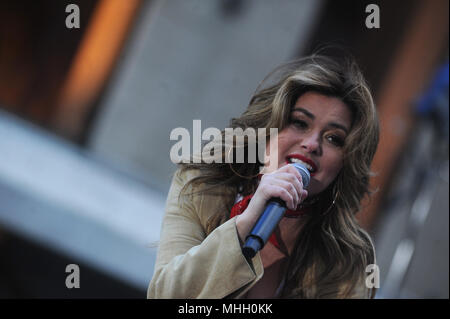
left=257, top=180, right=297, bottom=208
left=299, top=189, right=308, bottom=203
left=265, top=173, right=301, bottom=205
left=271, top=185, right=295, bottom=210
left=271, top=172, right=304, bottom=199
left=273, top=179, right=299, bottom=208
left=280, top=164, right=303, bottom=183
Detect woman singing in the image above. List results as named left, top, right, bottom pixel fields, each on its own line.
left=148, top=54, right=379, bottom=299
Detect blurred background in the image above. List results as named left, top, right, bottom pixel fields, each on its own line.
left=0, top=0, right=447, bottom=298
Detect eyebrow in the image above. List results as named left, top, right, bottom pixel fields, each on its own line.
left=292, top=107, right=350, bottom=134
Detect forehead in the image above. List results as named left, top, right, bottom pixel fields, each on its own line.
left=293, top=92, right=352, bottom=127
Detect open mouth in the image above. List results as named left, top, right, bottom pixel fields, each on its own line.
left=286, top=155, right=318, bottom=175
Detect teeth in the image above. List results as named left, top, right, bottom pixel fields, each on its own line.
left=289, top=158, right=314, bottom=172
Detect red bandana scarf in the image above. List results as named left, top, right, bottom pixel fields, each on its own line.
left=230, top=194, right=309, bottom=251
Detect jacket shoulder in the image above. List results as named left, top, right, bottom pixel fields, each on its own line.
left=170, top=168, right=236, bottom=230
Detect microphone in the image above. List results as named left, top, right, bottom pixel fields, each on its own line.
left=242, top=163, right=310, bottom=259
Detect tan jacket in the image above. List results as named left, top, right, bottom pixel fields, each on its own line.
left=147, top=169, right=374, bottom=299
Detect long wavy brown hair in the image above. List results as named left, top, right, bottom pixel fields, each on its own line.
left=178, top=53, right=379, bottom=298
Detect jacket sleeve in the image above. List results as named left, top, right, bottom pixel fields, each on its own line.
left=147, top=170, right=262, bottom=299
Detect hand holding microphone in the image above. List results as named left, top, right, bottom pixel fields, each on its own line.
left=236, top=163, right=310, bottom=259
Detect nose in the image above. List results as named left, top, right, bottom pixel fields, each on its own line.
left=301, top=133, right=321, bottom=155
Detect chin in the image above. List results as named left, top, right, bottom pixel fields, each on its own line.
left=306, top=180, right=325, bottom=196
left=306, top=188, right=319, bottom=197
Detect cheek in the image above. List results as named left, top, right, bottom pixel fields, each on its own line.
left=274, top=130, right=299, bottom=155
left=320, top=153, right=344, bottom=182
left=264, top=131, right=292, bottom=160
left=325, top=162, right=342, bottom=181
left=310, top=158, right=343, bottom=195
left=263, top=131, right=300, bottom=173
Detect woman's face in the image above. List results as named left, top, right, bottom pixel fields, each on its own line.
left=265, top=91, right=352, bottom=196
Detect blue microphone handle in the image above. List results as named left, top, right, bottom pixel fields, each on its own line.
left=242, top=199, right=286, bottom=259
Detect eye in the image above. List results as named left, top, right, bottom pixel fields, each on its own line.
left=326, top=134, right=345, bottom=147
left=291, top=119, right=308, bottom=130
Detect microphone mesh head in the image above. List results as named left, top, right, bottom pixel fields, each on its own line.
left=291, top=163, right=310, bottom=188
